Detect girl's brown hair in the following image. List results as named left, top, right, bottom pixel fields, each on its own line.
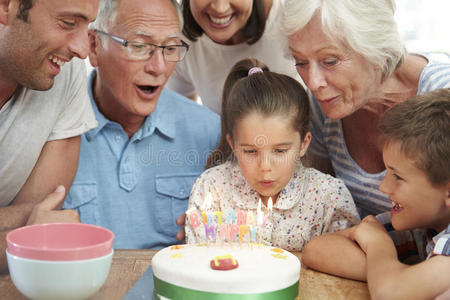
left=206, top=58, right=310, bottom=169
left=182, top=0, right=266, bottom=45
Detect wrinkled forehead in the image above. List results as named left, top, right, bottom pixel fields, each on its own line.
left=112, top=0, right=180, bottom=40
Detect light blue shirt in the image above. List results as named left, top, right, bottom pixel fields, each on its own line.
left=63, top=71, right=220, bottom=249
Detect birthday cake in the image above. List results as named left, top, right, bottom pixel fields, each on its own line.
left=152, top=243, right=300, bottom=299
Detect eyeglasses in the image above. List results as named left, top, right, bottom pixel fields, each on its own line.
left=93, top=30, right=189, bottom=62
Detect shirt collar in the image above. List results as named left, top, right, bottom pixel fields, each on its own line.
left=85, top=70, right=176, bottom=141
left=432, top=224, right=450, bottom=244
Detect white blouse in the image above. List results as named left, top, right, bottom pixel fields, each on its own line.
left=185, top=161, right=360, bottom=251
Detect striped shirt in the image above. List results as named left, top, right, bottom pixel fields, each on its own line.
left=309, top=58, right=450, bottom=216
left=430, top=224, right=450, bottom=257
left=376, top=212, right=450, bottom=263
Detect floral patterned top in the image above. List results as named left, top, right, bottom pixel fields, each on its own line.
left=185, top=161, right=360, bottom=251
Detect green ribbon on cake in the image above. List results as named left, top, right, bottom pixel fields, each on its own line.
left=153, top=276, right=299, bottom=300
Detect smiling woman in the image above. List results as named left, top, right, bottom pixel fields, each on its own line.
left=184, top=0, right=257, bottom=45
left=282, top=0, right=450, bottom=217
left=166, top=0, right=303, bottom=114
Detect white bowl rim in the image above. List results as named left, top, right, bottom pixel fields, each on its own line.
left=6, top=249, right=114, bottom=263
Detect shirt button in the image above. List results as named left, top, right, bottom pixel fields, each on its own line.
left=115, top=135, right=121, bottom=141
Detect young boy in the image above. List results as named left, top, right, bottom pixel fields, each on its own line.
left=302, top=88, right=450, bottom=300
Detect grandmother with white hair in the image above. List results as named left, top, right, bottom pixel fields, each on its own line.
left=282, top=0, right=450, bottom=217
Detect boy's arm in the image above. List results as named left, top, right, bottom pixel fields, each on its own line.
left=353, top=216, right=450, bottom=300
left=302, top=228, right=367, bottom=281
left=365, top=241, right=450, bottom=299
left=436, top=287, right=450, bottom=300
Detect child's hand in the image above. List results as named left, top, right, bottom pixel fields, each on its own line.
left=349, top=215, right=391, bottom=253
left=176, top=212, right=186, bottom=241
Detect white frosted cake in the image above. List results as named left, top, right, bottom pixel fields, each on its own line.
left=152, top=243, right=300, bottom=299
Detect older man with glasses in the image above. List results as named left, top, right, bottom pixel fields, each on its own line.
left=62, top=0, right=220, bottom=249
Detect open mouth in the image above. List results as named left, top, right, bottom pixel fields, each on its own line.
left=260, top=180, right=274, bottom=187
left=137, top=85, right=158, bottom=94
left=209, top=14, right=233, bottom=25
left=48, top=54, right=66, bottom=67
left=207, top=13, right=234, bottom=28
left=392, top=201, right=404, bottom=213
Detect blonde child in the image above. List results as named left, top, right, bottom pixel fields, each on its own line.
left=302, top=88, right=450, bottom=299
left=185, top=58, right=360, bottom=251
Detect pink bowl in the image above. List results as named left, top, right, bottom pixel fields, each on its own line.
left=6, top=223, right=114, bottom=261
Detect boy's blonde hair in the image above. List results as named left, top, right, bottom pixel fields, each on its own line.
left=378, top=88, right=450, bottom=185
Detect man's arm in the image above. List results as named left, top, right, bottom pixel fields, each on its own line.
left=0, top=136, right=81, bottom=273
left=302, top=228, right=367, bottom=281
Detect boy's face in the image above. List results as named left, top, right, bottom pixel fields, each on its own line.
left=380, top=142, right=450, bottom=232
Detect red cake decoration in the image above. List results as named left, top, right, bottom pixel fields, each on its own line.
left=210, top=254, right=239, bottom=271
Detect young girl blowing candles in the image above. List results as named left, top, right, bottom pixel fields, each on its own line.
left=185, top=58, right=360, bottom=250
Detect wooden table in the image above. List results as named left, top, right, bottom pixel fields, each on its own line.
left=0, top=249, right=370, bottom=299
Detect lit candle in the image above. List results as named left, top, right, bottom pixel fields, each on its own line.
left=265, top=197, right=273, bottom=246
left=257, top=198, right=263, bottom=245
